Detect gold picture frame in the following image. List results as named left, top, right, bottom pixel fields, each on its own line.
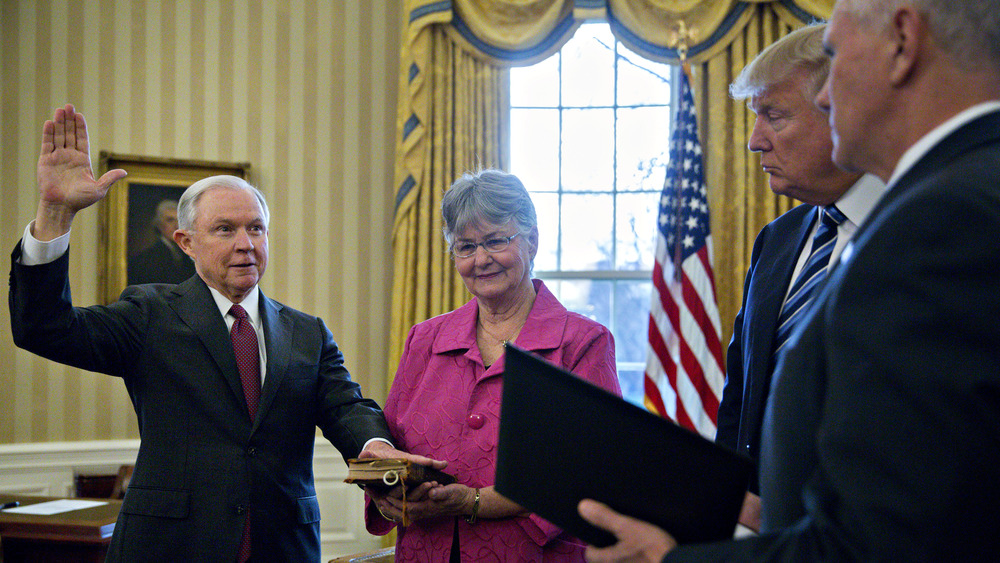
left=97, top=152, right=252, bottom=304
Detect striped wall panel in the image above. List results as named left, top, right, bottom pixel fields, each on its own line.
left=0, top=0, right=403, bottom=443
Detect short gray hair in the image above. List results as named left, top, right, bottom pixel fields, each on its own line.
left=849, top=0, right=1000, bottom=72
left=177, top=175, right=269, bottom=231
left=441, top=170, right=537, bottom=245
left=730, top=22, right=829, bottom=100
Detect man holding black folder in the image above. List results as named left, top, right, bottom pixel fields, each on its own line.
left=579, top=0, right=1000, bottom=560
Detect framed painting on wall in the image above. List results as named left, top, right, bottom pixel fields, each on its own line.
left=97, top=152, right=252, bottom=304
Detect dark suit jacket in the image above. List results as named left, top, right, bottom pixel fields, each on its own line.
left=9, top=248, right=392, bottom=562
left=668, top=111, right=1000, bottom=561
left=716, top=204, right=815, bottom=493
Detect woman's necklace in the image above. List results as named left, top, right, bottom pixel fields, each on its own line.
left=478, top=317, right=527, bottom=346
left=478, top=288, right=535, bottom=348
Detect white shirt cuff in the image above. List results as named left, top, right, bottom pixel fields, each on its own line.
left=19, top=221, right=70, bottom=266
left=361, top=437, right=394, bottom=453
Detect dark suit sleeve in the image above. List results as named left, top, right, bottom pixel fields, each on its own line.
left=667, top=165, right=1000, bottom=561
left=10, top=243, right=145, bottom=377
left=715, top=314, right=744, bottom=452
left=715, top=234, right=761, bottom=451
left=717, top=221, right=777, bottom=496
left=312, top=316, right=392, bottom=459
left=664, top=524, right=858, bottom=562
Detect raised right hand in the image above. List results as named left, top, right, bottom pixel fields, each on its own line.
left=34, top=104, right=126, bottom=240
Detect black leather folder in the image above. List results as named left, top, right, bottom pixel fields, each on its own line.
left=495, top=345, right=753, bottom=547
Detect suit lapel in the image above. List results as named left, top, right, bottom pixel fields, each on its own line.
left=736, top=206, right=816, bottom=445
left=749, top=206, right=816, bottom=374
left=256, top=292, right=290, bottom=431
left=167, top=277, right=248, bottom=411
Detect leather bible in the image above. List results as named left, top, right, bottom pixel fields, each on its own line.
left=344, top=458, right=456, bottom=491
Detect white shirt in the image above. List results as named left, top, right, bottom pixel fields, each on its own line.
left=785, top=173, right=887, bottom=301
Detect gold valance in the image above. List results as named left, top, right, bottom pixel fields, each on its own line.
left=402, top=0, right=833, bottom=66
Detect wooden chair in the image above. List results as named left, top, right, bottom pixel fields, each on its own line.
left=111, top=464, right=134, bottom=499
left=328, top=546, right=394, bottom=563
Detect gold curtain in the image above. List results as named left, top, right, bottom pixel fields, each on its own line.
left=388, top=21, right=508, bottom=383
left=389, top=0, right=834, bottom=390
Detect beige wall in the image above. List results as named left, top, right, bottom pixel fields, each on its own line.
left=0, top=0, right=403, bottom=443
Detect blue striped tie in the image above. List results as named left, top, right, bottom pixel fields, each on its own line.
left=774, top=205, right=847, bottom=355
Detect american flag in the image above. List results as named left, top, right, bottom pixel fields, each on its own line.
left=643, top=69, right=725, bottom=439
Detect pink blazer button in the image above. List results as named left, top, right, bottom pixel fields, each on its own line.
left=467, top=413, right=485, bottom=429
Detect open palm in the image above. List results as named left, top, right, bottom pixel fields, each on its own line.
left=36, top=104, right=125, bottom=213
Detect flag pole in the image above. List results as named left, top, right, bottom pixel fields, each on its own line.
left=670, top=21, right=693, bottom=280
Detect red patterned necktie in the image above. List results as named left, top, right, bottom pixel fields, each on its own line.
left=229, top=303, right=259, bottom=563
left=230, top=304, right=261, bottom=420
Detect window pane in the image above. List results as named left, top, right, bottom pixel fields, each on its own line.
left=561, top=108, right=614, bottom=192
left=616, top=192, right=657, bottom=271
left=531, top=192, right=559, bottom=271
left=546, top=278, right=612, bottom=330
left=617, top=48, right=672, bottom=106
left=614, top=280, right=652, bottom=364
left=510, top=23, right=674, bottom=410
left=511, top=108, right=560, bottom=193
left=617, top=364, right=646, bottom=406
left=560, top=193, right=613, bottom=270
left=561, top=25, right=614, bottom=107
left=510, top=54, right=560, bottom=107
left=616, top=106, right=669, bottom=192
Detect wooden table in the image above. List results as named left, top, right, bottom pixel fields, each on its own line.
left=0, top=493, right=121, bottom=563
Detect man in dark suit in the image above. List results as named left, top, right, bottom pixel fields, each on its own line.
left=9, top=104, right=439, bottom=562
left=714, top=24, right=883, bottom=526
left=128, top=199, right=196, bottom=285
left=578, top=0, right=1000, bottom=560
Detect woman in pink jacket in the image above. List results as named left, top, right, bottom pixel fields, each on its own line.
left=365, top=170, right=621, bottom=561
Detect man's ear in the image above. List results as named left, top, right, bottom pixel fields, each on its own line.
left=888, top=6, right=925, bottom=86
left=173, top=229, right=195, bottom=258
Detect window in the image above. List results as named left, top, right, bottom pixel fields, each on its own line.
left=509, top=23, right=677, bottom=405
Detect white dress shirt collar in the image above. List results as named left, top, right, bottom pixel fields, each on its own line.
left=210, top=285, right=261, bottom=328
left=787, top=174, right=886, bottom=291
left=832, top=173, right=887, bottom=229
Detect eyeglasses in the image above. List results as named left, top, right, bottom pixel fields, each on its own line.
left=451, top=233, right=519, bottom=258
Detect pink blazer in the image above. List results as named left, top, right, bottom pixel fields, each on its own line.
left=366, top=280, right=621, bottom=561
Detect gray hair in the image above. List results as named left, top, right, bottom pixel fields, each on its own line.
left=730, top=23, right=829, bottom=100
left=441, top=169, right=537, bottom=245
left=849, top=0, right=1000, bottom=72
left=177, top=175, right=269, bottom=231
